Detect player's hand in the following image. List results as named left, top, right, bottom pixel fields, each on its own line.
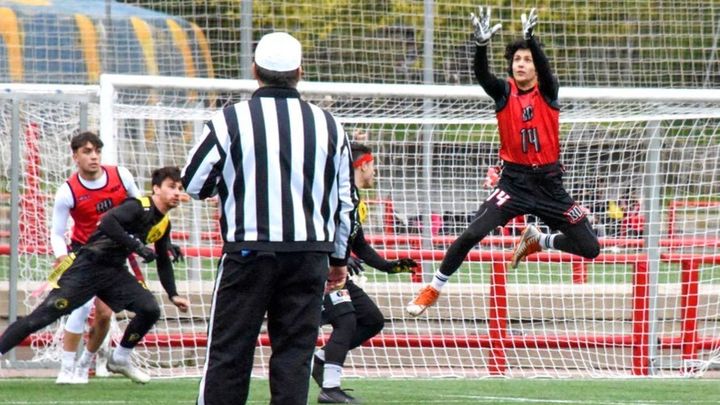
left=171, top=295, right=190, bottom=313
left=470, top=6, right=502, bottom=47
left=325, top=265, right=348, bottom=293
left=521, top=8, right=538, bottom=40
left=386, top=258, right=419, bottom=274
left=168, top=243, right=184, bottom=263
left=352, top=129, right=369, bottom=141
left=482, top=166, right=500, bottom=189
left=133, top=240, right=157, bottom=263
left=347, top=256, right=365, bottom=276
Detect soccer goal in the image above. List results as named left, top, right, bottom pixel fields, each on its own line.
left=3, top=75, right=720, bottom=378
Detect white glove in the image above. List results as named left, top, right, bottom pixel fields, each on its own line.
left=470, top=6, right=502, bottom=47
left=521, top=8, right=538, bottom=40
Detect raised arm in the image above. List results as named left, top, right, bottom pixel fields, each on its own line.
left=521, top=8, right=559, bottom=102
left=470, top=6, right=507, bottom=103
left=527, top=37, right=558, bottom=102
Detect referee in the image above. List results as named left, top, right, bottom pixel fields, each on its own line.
left=182, top=32, right=354, bottom=405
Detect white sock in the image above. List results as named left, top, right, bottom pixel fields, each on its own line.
left=430, top=269, right=449, bottom=291
left=113, top=346, right=132, bottom=364
left=61, top=350, right=76, bottom=369
left=78, top=348, right=96, bottom=367
left=322, top=363, right=342, bottom=389
left=315, top=349, right=325, bottom=361
left=540, top=233, right=556, bottom=250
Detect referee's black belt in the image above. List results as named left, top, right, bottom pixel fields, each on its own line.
left=502, top=161, right=563, bottom=174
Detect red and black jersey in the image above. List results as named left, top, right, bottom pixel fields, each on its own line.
left=496, top=79, right=560, bottom=166
left=66, top=165, right=128, bottom=245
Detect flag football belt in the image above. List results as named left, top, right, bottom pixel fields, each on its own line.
left=48, top=252, right=76, bottom=289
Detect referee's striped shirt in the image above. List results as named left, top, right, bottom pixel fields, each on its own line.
left=181, top=86, right=354, bottom=264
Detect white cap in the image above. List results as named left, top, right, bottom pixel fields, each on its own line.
left=254, top=32, right=302, bottom=72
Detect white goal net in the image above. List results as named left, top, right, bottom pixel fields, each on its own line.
left=103, top=75, right=720, bottom=378
left=2, top=76, right=720, bottom=379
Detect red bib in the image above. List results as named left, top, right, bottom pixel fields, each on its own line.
left=66, top=166, right=128, bottom=244
left=496, top=79, right=560, bottom=166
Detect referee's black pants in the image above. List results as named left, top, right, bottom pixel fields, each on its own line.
left=198, top=251, right=327, bottom=405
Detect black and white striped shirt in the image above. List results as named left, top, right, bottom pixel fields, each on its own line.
left=181, top=87, right=354, bottom=264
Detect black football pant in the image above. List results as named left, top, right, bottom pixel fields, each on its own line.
left=439, top=163, right=600, bottom=277
left=198, top=251, right=327, bottom=405
left=0, top=253, right=160, bottom=355
left=322, top=280, right=385, bottom=367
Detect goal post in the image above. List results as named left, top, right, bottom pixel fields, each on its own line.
left=99, top=73, right=720, bottom=377
left=3, top=75, right=720, bottom=378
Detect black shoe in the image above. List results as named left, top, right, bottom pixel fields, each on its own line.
left=311, top=355, right=324, bottom=388
left=318, top=387, right=360, bottom=404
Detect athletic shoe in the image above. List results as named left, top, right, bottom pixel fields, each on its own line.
left=311, top=354, right=324, bottom=388
left=107, top=353, right=150, bottom=384
left=55, top=363, right=75, bottom=384
left=510, top=225, right=542, bottom=269
left=72, top=361, right=90, bottom=384
left=406, top=285, right=440, bottom=317
left=318, top=387, right=361, bottom=404
left=94, top=348, right=110, bottom=377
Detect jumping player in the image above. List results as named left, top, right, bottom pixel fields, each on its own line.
left=407, top=7, right=599, bottom=316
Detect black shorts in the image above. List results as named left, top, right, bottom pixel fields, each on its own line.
left=489, top=162, right=587, bottom=232
left=50, top=252, right=152, bottom=314
left=321, top=279, right=369, bottom=324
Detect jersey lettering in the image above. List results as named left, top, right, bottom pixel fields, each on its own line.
left=486, top=188, right=511, bottom=207
left=521, top=105, right=533, bottom=122
left=564, top=204, right=586, bottom=224
left=520, top=127, right=541, bottom=153
left=146, top=214, right=170, bottom=243
left=96, top=198, right=114, bottom=214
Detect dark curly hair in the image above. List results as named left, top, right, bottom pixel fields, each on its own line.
left=504, top=39, right=544, bottom=77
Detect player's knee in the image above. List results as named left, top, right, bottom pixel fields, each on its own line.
left=135, top=299, right=161, bottom=324
left=93, top=314, right=111, bottom=331
left=580, top=238, right=600, bottom=259
left=145, top=304, right=161, bottom=324
left=364, top=311, right=385, bottom=335
left=94, top=303, right=113, bottom=321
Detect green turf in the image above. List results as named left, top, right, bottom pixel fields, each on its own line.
left=0, top=377, right=718, bottom=404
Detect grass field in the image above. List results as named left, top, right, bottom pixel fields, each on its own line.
left=0, top=377, right=718, bottom=404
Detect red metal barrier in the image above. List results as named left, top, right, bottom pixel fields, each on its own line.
left=6, top=247, right=719, bottom=376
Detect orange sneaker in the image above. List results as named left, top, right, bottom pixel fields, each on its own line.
left=510, top=225, right=542, bottom=269
left=406, top=285, right=440, bottom=317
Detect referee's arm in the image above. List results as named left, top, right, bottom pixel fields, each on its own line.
left=181, top=118, right=225, bottom=200
left=329, top=134, right=354, bottom=266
